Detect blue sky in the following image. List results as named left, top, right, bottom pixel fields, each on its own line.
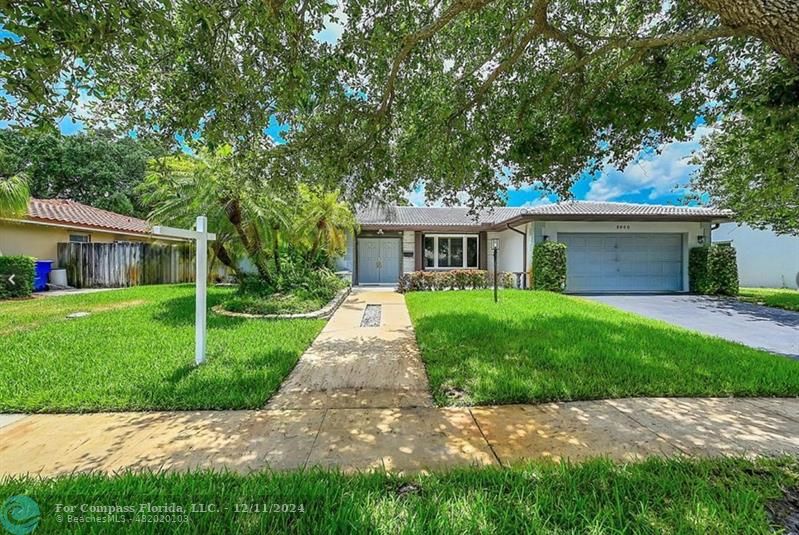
left=2, top=9, right=708, bottom=208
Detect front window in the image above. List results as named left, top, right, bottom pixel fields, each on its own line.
left=424, top=237, right=435, bottom=267
left=423, top=235, right=479, bottom=269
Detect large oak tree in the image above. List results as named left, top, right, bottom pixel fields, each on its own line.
left=1, top=1, right=797, bottom=228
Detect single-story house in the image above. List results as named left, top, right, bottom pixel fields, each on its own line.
left=0, top=198, right=182, bottom=263
left=337, top=201, right=730, bottom=293
left=713, top=223, right=799, bottom=289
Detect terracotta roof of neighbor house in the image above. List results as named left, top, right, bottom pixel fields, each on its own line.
left=357, top=201, right=731, bottom=230
left=23, top=198, right=151, bottom=235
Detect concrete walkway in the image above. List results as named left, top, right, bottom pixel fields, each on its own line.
left=1, top=398, right=798, bottom=477
left=586, top=294, right=799, bottom=358
left=266, top=289, right=433, bottom=409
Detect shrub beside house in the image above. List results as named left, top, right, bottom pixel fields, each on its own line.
left=689, top=245, right=740, bottom=296
left=0, top=256, right=35, bottom=299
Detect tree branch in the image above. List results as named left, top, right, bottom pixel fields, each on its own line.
left=377, top=0, right=495, bottom=116
left=511, top=25, right=747, bottom=121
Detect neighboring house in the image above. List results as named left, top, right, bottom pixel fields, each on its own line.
left=337, top=201, right=730, bottom=293
left=713, top=223, right=799, bottom=289
left=0, top=198, right=181, bottom=262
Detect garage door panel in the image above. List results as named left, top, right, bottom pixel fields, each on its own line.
left=560, top=233, right=683, bottom=292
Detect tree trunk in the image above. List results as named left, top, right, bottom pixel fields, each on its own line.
left=696, top=0, right=799, bottom=66
left=223, top=197, right=272, bottom=283
left=272, top=227, right=281, bottom=275
left=211, top=241, right=238, bottom=276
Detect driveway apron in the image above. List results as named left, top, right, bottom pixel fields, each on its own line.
left=266, top=289, right=434, bottom=409
left=584, top=294, right=799, bottom=358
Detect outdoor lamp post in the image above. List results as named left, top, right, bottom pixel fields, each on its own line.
left=491, top=238, right=500, bottom=303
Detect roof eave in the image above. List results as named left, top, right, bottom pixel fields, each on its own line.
left=359, top=224, right=489, bottom=232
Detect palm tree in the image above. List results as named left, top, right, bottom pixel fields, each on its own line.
left=141, top=146, right=290, bottom=283
left=0, top=174, right=30, bottom=218
left=297, top=185, right=357, bottom=266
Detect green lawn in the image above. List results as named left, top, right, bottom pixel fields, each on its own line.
left=406, top=290, right=799, bottom=406
left=0, top=285, right=324, bottom=412
left=739, top=287, right=799, bottom=312
left=0, top=458, right=794, bottom=533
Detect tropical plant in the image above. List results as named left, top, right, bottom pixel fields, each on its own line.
left=141, top=145, right=355, bottom=288
left=296, top=185, right=357, bottom=267
left=141, top=146, right=291, bottom=283
left=0, top=174, right=29, bottom=219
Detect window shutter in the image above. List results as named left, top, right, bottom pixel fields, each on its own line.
left=479, top=231, right=488, bottom=269
left=414, top=232, right=423, bottom=271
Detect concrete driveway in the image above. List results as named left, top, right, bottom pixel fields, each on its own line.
left=584, top=294, right=799, bottom=359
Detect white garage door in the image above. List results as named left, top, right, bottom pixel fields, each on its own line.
left=559, top=233, right=683, bottom=292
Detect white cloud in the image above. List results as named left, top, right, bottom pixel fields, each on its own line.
left=585, top=127, right=712, bottom=202
left=519, top=196, right=553, bottom=208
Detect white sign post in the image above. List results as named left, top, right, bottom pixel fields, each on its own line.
left=153, top=216, right=216, bottom=365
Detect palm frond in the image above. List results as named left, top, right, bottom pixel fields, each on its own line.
left=0, top=174, right=30, bottom=218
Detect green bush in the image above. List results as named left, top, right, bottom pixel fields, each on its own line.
left=230, top=254, right=347, bottom=315
left=531, top=241, right=567, bottom=292
left=707, top=245, right=739, bottom=296
left=0, top=256, right=35, bottom=299
left=689, top=247, right=711, bottom=293
left=398, top=270, right=489, bottom=293
left=689, top=245, right=739, bottom=296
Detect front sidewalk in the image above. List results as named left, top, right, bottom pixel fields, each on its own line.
left=266, top=289, right=433, bottom=409
left=2, top=397, right=799, bottom=477
left=3, top=289, right=799, bottom=477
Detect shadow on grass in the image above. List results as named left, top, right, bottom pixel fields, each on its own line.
left=115, top=348, right=301, bottom=411
left=412, top=310, right=799, bottom=405
left=150, top=293, right=247, bottom=329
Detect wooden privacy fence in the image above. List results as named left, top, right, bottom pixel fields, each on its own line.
left=57, top=242, right=196, bottom=288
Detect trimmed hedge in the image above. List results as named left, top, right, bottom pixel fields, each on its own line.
left=0, top=255, right=35, bottom=299
left=689, top=245, right=739, bottom=296
left=397, top=270, right=516, bottom=293
left=531, top=241, right=567, bottom=292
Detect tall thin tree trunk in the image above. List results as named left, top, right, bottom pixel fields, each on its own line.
left=223, top=197, right=272, bottom=283
left=696, top=0, right=799, bottom=66
left=272, top=227, right=281, bottom=275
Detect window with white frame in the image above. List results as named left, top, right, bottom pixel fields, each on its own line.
left=69, top=233, right=91, bottom=243
left=423, top=235, right=479, bottom=269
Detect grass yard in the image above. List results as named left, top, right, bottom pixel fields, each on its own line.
left=0, top=285, right=324, bottom=412
left=739, top=287, right=799, bottom=312
left=0, top=457, right=795, bottom=533
left=406, top=290, right=799, bottom=406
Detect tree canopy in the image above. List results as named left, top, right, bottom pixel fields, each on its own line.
left=1, top=0, right=797, bottom=227
left=0, top=130, right=161, bottom=216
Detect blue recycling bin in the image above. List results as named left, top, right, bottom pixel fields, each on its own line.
left=34, top=260, right=53, bottom=292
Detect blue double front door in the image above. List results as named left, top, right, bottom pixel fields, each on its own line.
left=357, top=238, right=401, bottom=284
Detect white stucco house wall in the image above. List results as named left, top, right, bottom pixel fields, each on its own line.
left=338, top=201, right=730, bottom=293
left=713, top=223, right=799, bottom=289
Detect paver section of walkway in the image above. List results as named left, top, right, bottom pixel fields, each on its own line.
left=266, top=289, right=434, bottom=409
left=2, top=398, right=798, bottom=477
